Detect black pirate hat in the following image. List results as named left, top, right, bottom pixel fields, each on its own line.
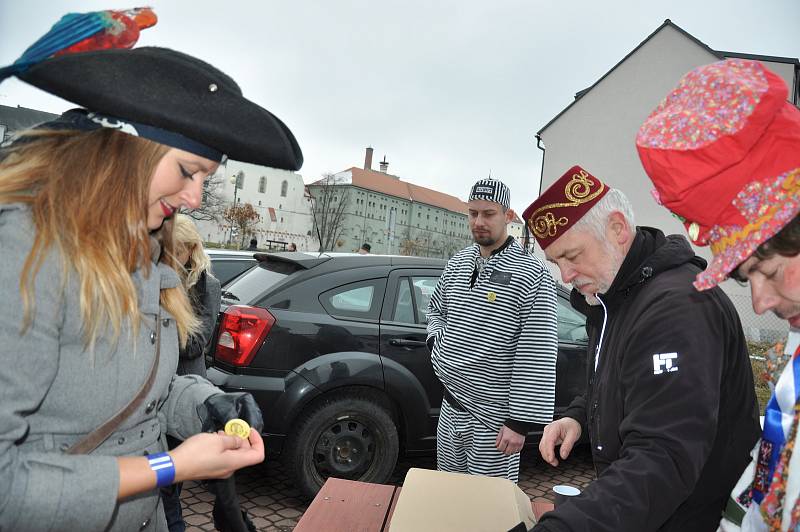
left=10, top=46, right=302, bottom=170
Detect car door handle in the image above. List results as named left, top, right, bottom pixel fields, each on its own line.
left=389, top=339, right=427, bottom=347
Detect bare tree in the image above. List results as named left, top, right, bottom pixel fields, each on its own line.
left=223, top=202, right=261, bottom=248
left=442, top=238, right=464, bottom=259
left=408, top=230, right=433, bottom=258
left=399, top=238, right=418, bottom=256
left=309, top=173, right=350, bottom=252
left=184, top=170, right=227, bottom=222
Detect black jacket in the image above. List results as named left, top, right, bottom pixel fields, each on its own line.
left=534, top=227, right=760, bottom=532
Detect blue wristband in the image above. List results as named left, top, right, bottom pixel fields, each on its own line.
left=147, top=452, right=175, bottom=488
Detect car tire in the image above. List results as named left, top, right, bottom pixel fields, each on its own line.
left=284, top=391, right=400, bottom=500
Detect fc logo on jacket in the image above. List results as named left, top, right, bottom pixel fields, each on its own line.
left=652, top=352, right=679, bottom=375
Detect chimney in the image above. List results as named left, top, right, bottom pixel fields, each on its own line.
left=364, top=147, right=374, bottom=170
left=379, top=155, right=389, bottom=173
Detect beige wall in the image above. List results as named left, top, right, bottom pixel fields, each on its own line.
left=759, top=60, right=796, bottom=98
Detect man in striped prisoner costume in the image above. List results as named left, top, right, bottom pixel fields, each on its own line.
left=426, top=178, right=558, bottom=482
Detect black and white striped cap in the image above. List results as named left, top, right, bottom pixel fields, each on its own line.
left=468, top=178, right=510, bottom=209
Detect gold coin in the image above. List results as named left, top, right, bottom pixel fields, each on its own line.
left=224, top=418, right=251, bottom=439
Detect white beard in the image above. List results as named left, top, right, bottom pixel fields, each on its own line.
left=584, top=293, right=601, bottom=306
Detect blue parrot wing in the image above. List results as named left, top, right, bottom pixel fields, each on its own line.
left=0, top=11, right=110, bottom=80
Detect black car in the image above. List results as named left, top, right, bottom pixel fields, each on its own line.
left=207, top=252, right=588, bottom=498
left=205, top=249, right=258, bottom=286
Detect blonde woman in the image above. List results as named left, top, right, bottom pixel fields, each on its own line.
left=172, top=214, right=221, bottom=378
left=0, top=14, right=302, bottom=531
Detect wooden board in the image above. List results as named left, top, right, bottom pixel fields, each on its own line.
left=385, top=486, right=403, bottom=526
left=294, top=477, right=397, bottom=532
left=531, top=498, right=554, bottom=520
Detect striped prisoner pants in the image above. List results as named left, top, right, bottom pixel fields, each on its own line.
left=436, top=399, right=521, bottom=482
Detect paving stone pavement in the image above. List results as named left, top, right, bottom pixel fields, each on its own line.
left=181, top=446, right=595, bottom=531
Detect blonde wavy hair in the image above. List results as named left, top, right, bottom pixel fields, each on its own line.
left=171, top=214, right=211, bottom=290
left=0, top=128, right=199, bottom=348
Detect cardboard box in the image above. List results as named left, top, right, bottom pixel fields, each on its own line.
left=389, top=468, right=535, bottom=531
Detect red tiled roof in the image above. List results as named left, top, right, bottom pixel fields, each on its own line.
left=309, top=168, right=527, bottom=219
left=339, top=167, right=469, bottom=214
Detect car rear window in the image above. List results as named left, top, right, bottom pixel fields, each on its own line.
left=210, top=259, right=256, bottom=286
left=222, top=260, right=302, bottom=304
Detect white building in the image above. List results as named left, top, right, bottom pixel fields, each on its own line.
left=194, top=160, right=315, bottom=251
left=509, top=213, right=525, bottom=247
left=535, top=19, right=800, bottom=341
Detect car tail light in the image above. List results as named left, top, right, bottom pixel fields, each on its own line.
left=215, top=305, right=275, bottom=366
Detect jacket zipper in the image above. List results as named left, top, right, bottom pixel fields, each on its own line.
left=590, top=398, right=603, bottom=477
left=590, top=294, right=608, bottom=476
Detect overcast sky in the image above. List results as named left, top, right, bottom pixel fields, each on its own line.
left=1, top=0, right=798, bottom=214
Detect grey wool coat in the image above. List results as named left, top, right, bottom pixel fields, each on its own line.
left=0, top=203, right=223, bottom=532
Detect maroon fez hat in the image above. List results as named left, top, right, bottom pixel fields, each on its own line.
left=522, top=165, right=610, bottom=250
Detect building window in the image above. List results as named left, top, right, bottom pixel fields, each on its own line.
left=281, top=180, right=288, bottom=197
left=259, top=176, right=266, bottom=193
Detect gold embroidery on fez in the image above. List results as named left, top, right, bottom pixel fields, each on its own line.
left=527, top=169, right=606, bottom=239
left=565, top=169, right=597, bottom=202
left=529, top=212, right=569, bottom=238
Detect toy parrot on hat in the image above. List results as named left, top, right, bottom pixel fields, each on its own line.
left=0, top=7, right=157, bottom=81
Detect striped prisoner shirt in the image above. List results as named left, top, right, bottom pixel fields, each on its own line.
left=427, top=238, right=557, bottom=432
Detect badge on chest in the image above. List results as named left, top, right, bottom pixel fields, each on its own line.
left=488, top=270, right=512, bottom=285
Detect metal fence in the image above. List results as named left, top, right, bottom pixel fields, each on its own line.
left=725, top=292, right=787, bottom=344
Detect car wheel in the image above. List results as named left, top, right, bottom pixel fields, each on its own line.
left=285, top=392, right=400, bottom=500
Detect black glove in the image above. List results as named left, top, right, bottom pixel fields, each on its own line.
left=197, top=392, right=264, bottom=434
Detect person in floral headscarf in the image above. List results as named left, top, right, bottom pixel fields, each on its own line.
left=638, top=58, right=800, bottom=531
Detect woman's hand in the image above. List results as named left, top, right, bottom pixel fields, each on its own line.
left=171, top=430, right=265, bottom=482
